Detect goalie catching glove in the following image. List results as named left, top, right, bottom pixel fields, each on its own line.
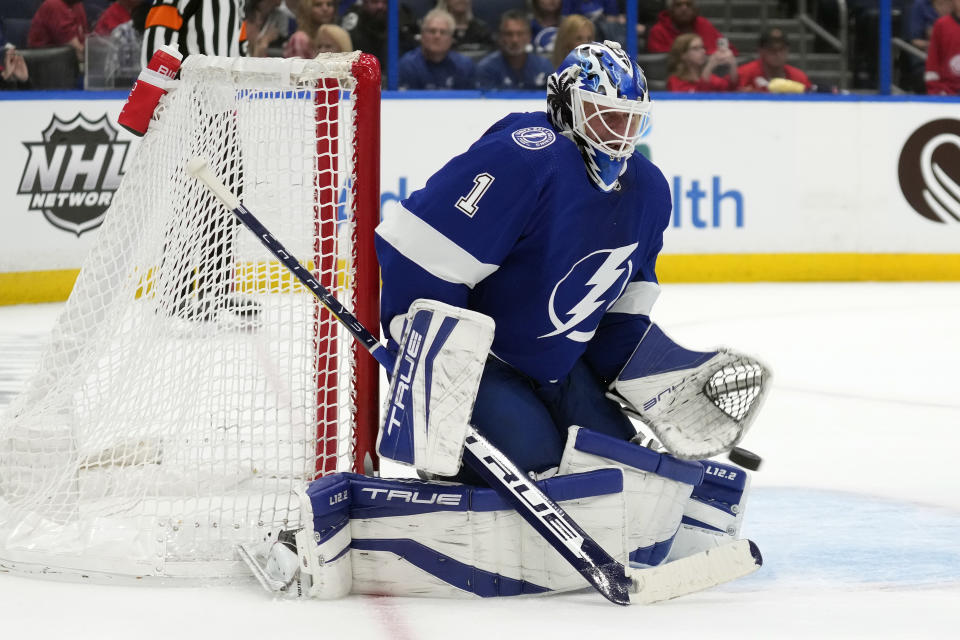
left=607, top=324, right=771, bottom=460
left=377, top=299, right=495, bottom=476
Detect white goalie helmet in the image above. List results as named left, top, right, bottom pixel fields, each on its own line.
left=547, top=40, right=652, bottom=160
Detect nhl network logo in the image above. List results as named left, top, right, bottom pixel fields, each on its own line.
left=18, top=114, right=130, bottom=236
left=897, top=118, right=960, bottom=224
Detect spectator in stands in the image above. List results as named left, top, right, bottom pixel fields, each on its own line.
left=247, top=0, right=293, bottom=57
left=437, top=0, right=493, bottom=52
left=94, top=0, right=141, bottom=35
left=28, top=0, right=89, bottom=61
left=666, top=32, right=736, bottom=91
left=531, top=0, right=563, bottom=58
left=142, top=0, right=247, bottom=65
left=103, top=1, right=148, bottom=84
left=342, top=0, right=418, bottom=76
left=898, top=0, right=950, bottom=92
left=285, top=0, right=337, bottom=58
left=550, top=13, right=595, bottom=67
left=925, top=0, right=960, bottom=94
left=562, top=0, right=638, bottom=45
left=646, top=0, right=735, bottom=55
left=908, top=0, right=952, bottom=49
left=1, top=45, right=31, bottom=90
left=477, top=9, right=554, bottom=90
left=737, top=27, right=812, bottom=93
left=398, top=8, right=475, bottom=89
left=313, top=23, right=351, bottom=53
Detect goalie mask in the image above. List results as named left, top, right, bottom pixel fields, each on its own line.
left=547, top=40, right=652, bottom=192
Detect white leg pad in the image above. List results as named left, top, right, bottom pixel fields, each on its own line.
left=665, top=460, right=751, bottom=562
left=295, top=480, right=353, bottom=599
left=558, top=426, right=703, bottom=566
left=378, top=299, right=495, bottom=476
left=295, top=470, right=629, bottom=598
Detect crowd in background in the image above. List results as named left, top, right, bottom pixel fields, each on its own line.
left=1, top=0, right=958, bottom=95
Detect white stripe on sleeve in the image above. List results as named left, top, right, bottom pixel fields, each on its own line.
left=376, top=202, right=499, bottom=288
left=608, top=280, right=661, bottom=316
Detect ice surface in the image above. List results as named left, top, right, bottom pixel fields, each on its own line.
left=1, top=283, right=958, bottom=638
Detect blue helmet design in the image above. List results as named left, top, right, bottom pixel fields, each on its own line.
left=563, top=44, right=647, bottom=100
left=547, top=41, right=652, bottom=192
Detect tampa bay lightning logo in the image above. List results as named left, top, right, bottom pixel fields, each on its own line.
left=539, top=243, right=638, bottom=342
left=512, top=126, right=557, bottom=150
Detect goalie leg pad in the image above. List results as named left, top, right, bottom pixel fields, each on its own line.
left=557, top=426, right=703, bottom=567
left=297, top=470, right=629, bottom=599
left=237, top=474, right=353, bottom=597
left=665, top=460, right=751, bottom=562
left=296, top=473, right=353, bottom=599
left=378, top=299, right=495, bottom=476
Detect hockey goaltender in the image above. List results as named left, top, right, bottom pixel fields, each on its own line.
left=235, top=41, right=771, bottom=605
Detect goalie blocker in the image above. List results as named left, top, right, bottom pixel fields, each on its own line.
left=378, top=299, right=495, bottom=477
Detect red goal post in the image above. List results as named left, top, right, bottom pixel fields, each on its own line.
left=316, top=54, right=381, bottom=477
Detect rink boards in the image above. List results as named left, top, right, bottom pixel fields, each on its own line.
left=1, top=93, right=959, bottom=303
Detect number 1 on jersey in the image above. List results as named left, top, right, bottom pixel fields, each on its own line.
left=455, top=173, right=495, bottom=217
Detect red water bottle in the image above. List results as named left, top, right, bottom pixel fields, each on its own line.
left=118, top=45, right=183, bottom=137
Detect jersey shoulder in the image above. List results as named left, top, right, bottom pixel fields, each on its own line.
left=403, top=113, right=563, bottom=223
left=629, top=150, right=669, bottom=190
left=627, top=151, right=672, bottom=219
left=473, top=111, right=573, bottom=180
left=479, top=112, right=567, bottom=153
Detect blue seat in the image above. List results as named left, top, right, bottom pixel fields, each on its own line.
left=2, top=17, right=33, bottom=49
left=1, top=0, right=45, bottom=20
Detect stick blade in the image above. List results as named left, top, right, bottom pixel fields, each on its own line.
left=629, top=539, right=762, bottom=604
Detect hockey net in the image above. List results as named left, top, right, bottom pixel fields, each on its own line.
left=0, top=53, right=380, bottom=581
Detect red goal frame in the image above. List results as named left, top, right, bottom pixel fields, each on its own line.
left=314, top=53, right=381, bottom=477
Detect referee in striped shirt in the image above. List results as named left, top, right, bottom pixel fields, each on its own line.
left=141, top=0, right=248, bottom=68
left=142, top=0, right=261, bottom=323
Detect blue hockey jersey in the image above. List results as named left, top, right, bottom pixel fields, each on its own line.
left=375, top=111, right=672, bottom=385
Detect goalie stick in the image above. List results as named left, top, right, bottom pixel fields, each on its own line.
left=187, top=157, right=632, bottom=606
left=629, top=539, right=761, bottom=604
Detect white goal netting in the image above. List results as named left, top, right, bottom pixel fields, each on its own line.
left=0, top=53, right=379, bottom=581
